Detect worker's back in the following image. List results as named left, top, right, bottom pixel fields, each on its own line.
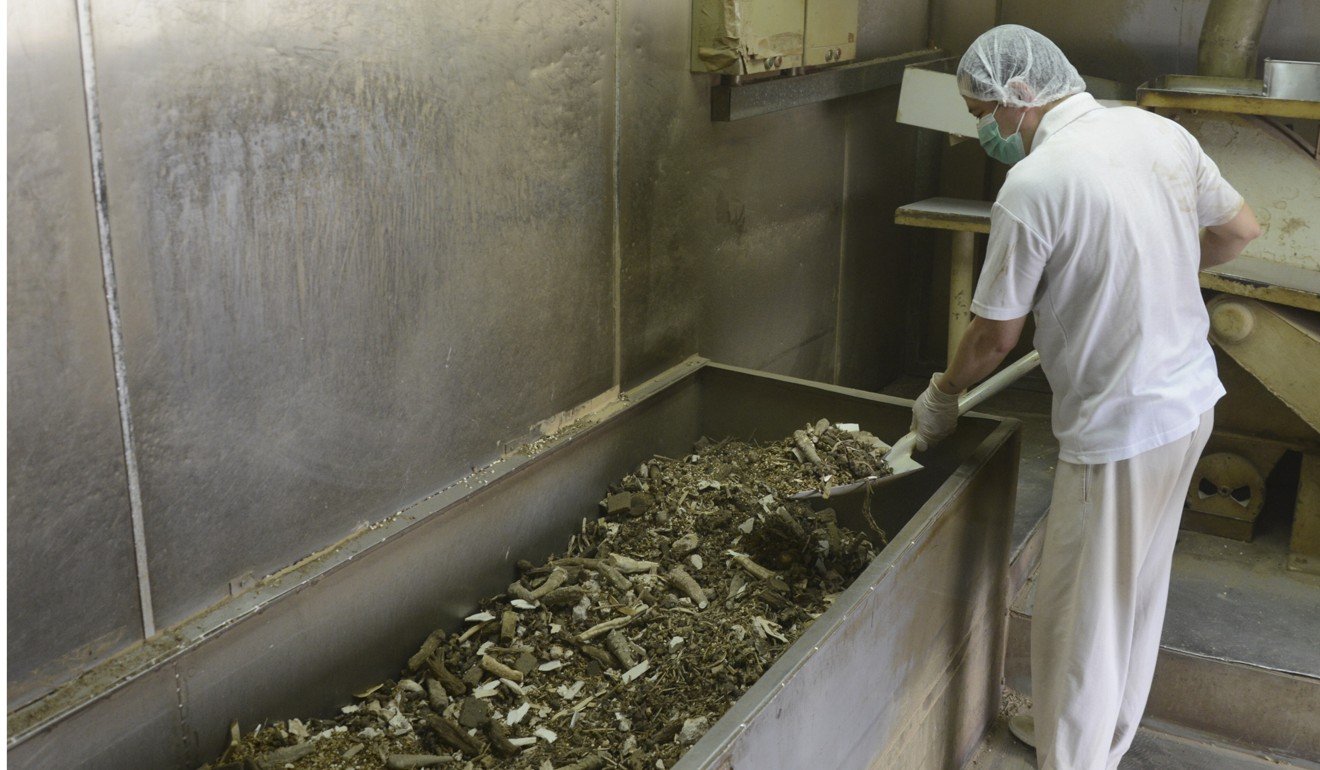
left=972, top=92, right=1243, bottom=464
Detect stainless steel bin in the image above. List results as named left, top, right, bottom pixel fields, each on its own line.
left=8, top=359, right=1020, bottom=769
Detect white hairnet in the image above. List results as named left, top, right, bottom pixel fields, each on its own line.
left=957, top=25, right=1086, bottom=108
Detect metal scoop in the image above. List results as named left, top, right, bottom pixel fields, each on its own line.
left=792, top=350, right=1041, bottom=500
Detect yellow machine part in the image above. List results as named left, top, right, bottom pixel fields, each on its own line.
left=1188, top=452, right=1265, bottom=520
left=1208, top=295, right=1320, bottom=434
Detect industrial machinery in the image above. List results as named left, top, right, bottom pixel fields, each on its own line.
left=1137, top=32, right=1320, bottom=567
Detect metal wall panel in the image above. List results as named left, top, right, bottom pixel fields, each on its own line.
left=836, top=88, right=918, bottom=389
left=1000, top=0, right=1183, bottom=86
left=838, top=6, right=929, bottom=388
left=930, top=0, right=997, bottom=64
left=6, top=0, right=143, bottom=708
left=856, top=0, right=930, bottom=61
left=619, top=1, right=847, bottom=388
left=620, top=0, right=932, bottom=391
left=89, top=0, right=617, bottom=629
left=692, top=108, right=843, bottom=383
left=7, top=663, right=185, bottom=770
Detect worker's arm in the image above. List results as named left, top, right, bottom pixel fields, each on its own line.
left=911, top=315, right=1027, bottom=451
left=1200, top=202, right=1261, bottom=270
left=936, top=315, right=1028, bottom=395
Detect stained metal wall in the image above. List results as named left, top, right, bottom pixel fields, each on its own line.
left=934, top=0, right=1320, bottom=88
left=8, top=0, right=930, bottom=719
left=618, top=0, right=929, bottom=388
left=90, top=0, right=617, bottom=632
left=997, top=0, right=1319, bottom=86
left=6, top=1, right=144, bottom=705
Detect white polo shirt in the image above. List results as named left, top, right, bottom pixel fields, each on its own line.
left=972, top=93, right=1242, bottom=464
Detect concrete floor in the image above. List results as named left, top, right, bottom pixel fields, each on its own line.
left=883, top=376, right=1320, bottom=768
left=965, top=713, right=1320, bottom=770
left=1012, top=522, right=1320, bottom=680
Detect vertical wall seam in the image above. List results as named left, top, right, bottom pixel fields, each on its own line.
left=174, top=663, right=193, bottom=766
left=834, top=115, right=851, bottom=386
left=74, top=0, right=157, bottom=639
left=611, top=0, right=624, bottom=389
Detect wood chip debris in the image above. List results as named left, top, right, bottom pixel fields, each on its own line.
left=202, top=420, right=889, bottom=770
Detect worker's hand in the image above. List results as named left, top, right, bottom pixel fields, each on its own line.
left=911, top=374, right=962, bottom=451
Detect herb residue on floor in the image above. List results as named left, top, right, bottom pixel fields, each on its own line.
left=208, top=420, right=893, bottom=770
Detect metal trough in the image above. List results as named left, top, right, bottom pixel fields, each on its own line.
left=8, top=358, right=1021, bottom=769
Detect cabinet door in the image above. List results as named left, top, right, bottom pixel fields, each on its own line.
left=804, top=0, right=858, bottom=66
left=691, top=0, right=806, bottom=74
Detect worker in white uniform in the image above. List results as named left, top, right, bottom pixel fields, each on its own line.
left=909, top=25, right=1262, bottom=770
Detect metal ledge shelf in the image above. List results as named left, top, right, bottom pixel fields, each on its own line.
left=711, top=48, right=944, bottom=121
left=1137, top=75, right=1320, bottom=120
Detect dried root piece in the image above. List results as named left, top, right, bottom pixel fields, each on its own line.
left=727, top=551, right=776, bottom=581
left=666, top=566, right=709, bottom=609
left=251, top=741, right=315, bottom=770
left=407, top=629, right=447, bottom=671
left=671, top=532, right=700, bottom=556
left=386, top=755, right=454, bottom=768
left=485, top=720, right=523, bottom=758
left=595, top=560, right=632, bottom=591
left=604, top=630, right=639, bottom=669
left=541, top=586, right=588, bottom=608
left=500, top=610, right=518, bottom=642
left=425, top=677, right=449, bottom=710
left=425, top=712, right=484, bottom=755
left=579, top=643, right=616, bottom=669
left=769, top=507, right=805, bottom=539
left=793, top=429, right=823, bottom=466
left=609, top=555, right=659, bottom=574
left=579, top=610, right=645, bottom=641
left=481, top=654, right=523, bottom=683
left=557, top=756, right=606, bottom=770
left=427, top=657, right=467, bottom=697
left=529, top=567, right=568, bottom=599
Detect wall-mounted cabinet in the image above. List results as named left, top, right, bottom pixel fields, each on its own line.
left=691, top=0, right=858, bottom=75
left=805, top=0, right=858, bottom=66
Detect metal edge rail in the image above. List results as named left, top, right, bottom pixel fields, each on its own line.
left=711, top=48, right=944, bottom=122
left=1136, top=82, right=1320, bottom=120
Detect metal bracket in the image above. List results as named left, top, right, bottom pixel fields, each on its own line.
left=711, top=48, right=944, bottom=122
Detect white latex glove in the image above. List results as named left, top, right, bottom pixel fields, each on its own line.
left=911, top=373, right=962, bottom=451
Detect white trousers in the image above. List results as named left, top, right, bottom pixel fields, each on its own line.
left=1032, top=410, right=1214, bottom=770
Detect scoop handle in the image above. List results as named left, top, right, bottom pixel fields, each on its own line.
left=893, top=350, right=1042, bottom=455
left=957, top=350, right=1042, bottom=414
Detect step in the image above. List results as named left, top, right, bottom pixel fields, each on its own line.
left=964, top=708, right=1320, bottom=770
left=1003, top=526, right=1320, bottom=762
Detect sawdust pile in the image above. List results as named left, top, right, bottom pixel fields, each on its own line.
left=206, top=420, right=893, bottom=770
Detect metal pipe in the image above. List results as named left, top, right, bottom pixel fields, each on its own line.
left=1197, top=0, right=1273, bottom=79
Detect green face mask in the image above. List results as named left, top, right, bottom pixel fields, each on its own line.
left=977, top=106, right=1027, bottom=165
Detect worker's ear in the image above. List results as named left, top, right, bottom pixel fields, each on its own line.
left=1003, top=78, right=1036, bottom=106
